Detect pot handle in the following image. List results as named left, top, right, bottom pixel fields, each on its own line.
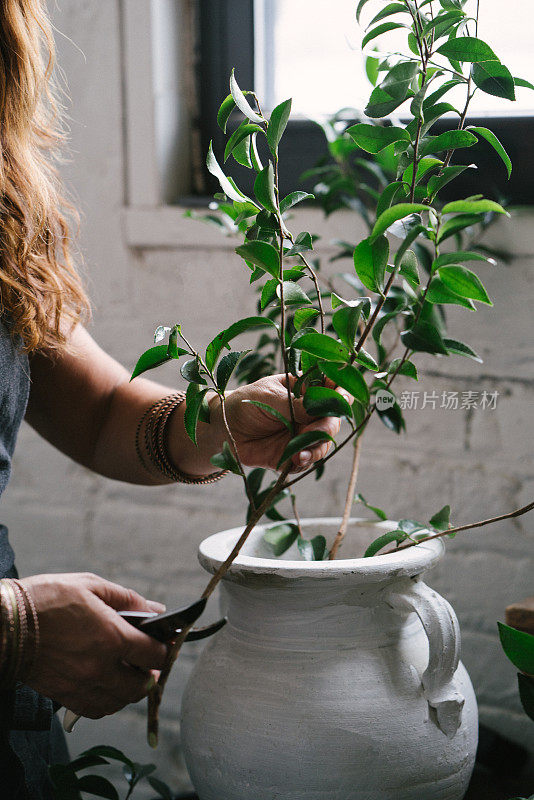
left=387, top=579, right=464, bottom=738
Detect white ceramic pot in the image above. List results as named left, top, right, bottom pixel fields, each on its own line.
left=181, top=519, right=478, bottom=800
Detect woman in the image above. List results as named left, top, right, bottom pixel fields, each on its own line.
left=0, top=2, right=345, bottom=797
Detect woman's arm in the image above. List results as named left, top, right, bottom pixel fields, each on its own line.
left=26, top=325, right=346, bottom=485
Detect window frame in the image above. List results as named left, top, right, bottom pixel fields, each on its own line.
left=197, top=0, right=534, bottom=205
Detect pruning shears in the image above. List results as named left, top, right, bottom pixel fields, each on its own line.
left=62, top=597, right=226, bottom=732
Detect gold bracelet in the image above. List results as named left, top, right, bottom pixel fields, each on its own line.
left=135, top=393, right=228, bottom=485
left=0, top=579, right=39, bottom=686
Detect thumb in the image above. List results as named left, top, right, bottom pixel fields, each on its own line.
left=89, top=577, right=165, bottom=614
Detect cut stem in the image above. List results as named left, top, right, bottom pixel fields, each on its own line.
left=329, top=436, right=362, bottom=560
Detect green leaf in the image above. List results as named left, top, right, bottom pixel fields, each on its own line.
left=518, top=673, right=534, bottom=722
left=433, top=250, right=494, bottom=268
left=437, top=213, right=481, bottom=243
left=498, top=622, right=534, bottom=674
left=394, top=226, right=426, bottom=270
left=277, top=430, right=334, bottom=469
left=184, top=384, right=210, bottom=445
left=205, top=316, right=277, bottom=371
left=210, top=441, right=241, bottom=475
left=466, top=126, right=512, bottom=178
left=403, top=158, right=443, bottom=188
left=180, top=358, right=207, bottom=384
left=514, top=76, right=534, bottom=91
left=353, top=348, right=379, bottom=371
left=49, top=765, right=82, bottom=800
left=354, top=492, right=388, bottom=521
left=217, top=92, right=254, bottom=132
left=70, top=755, right=109, bottom=772
left=443, top=337, right=482, bottom=362
left=419, top=129, right=477, bottom=158
left=438, top=265, right=492, bottom=304
left=398, top=250, right=420, bottom=289
left=303, top=386, right=353, bottom=418
left=224, top=123, right=264, bottom=162
left=380, top=62, right=419, bottom=99
left=332, top=305, right=363, bottom=349
left=123, top=762, right=156, bottom=783
left=427, top=164, right=476, bottom=199
left=131, top=345, right=171, bottom=381
left=230, top=69, right=264, bottom=123
left=79, top=747, right=133, bottom=768
left=356, top=0, right=374, bottom=22
left=76, top=775, right=119, bottom=800
left=280, top=191, right=314, bottom=214
left=429, top=504, right=451, bottom=531
left=472, top=61, right=515, bottom=101
left=216, top=350, right=250, bottom=391
left=364, top=529, right=407, bottom=557
left=285, top=231, right=314, bottom=257
left=264, top=523, right=299, bottom=556
left=294, top=307, right=320, bottom=330
left=206, top=141, right=255, bottom=205
left=235, top=240, right=280, bottom=277
left=242, top=400, right=291, bottom=430
left=442, top=198, right=509, bottom=216
left=254, top=162, right=278, bottom=213
left=362, top=21, right=406, bottom=49
left=426, top=276, right=476, bottom=309
left=365, top=86, right=408, bottom=118
left=267, top=98, right=292, bottom=152
left=376, top=181, right=406, bottom=218
left=353, top=235, right=389, bottom=291
left=436, top=36, right=497, bottom=62
left=401, top=320, right=449, bottom=354
left=367, top=3, right=407, bottom=27
left=422, top=9, right=464, bottom=38
left=318, top=361, right=370, bottom=405
left=376, top=395, right=405, bottom=433
left=278, top=281, right=312, bottom=306
left=366, top=53, right=380, bottom=86
left=370, top=204, right=428, bottom=242
left=148, top=776, right=174, bottom=800
left=298, top=534, right=327, bottom=561
left=388, top=358, right=418, bottom=379
left=295, top=332, right=350, bottom=363
left=347, top=123, right=409, bottom=153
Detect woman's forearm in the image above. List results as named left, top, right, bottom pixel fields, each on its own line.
left=27, top=325, right=223, bottom=485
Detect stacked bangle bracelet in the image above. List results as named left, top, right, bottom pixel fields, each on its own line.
left=135, top=393, right=228, bottom=485
left=0, top=578, right=39, bottom=688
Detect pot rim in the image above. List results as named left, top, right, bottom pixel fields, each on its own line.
left=198, top=517, right=445, bottom=582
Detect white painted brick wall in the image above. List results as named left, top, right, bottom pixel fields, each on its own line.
left=0, top=1, right=532, bottom=794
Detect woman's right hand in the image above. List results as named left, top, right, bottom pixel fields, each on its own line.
left=17, top=572, right=168, bottom=719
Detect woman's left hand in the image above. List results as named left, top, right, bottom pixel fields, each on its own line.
left=209, top=374, right=352, bottom=472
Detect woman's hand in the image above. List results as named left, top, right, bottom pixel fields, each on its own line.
left=169, top=374, right=352, bottom=475
left=19, top=573, right=168, bottom=719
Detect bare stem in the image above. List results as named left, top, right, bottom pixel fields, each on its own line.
left=355, top=269, right=397, bottom=354
left=290, top=492, right=304, bottom=537
left=329, top=436, right=362, bottom=560
left=219, top=395, right=256, bottom=510
left=298, top=253, right=326, bottom=334
left=390, top=500, right=534, bottom=553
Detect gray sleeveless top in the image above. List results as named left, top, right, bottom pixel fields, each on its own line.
left=0, top=320, right=67, bottom=799
left=0, top=318, right=30, bottom=576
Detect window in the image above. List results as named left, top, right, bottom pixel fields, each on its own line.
left=198, top=0, right=534, bottom=204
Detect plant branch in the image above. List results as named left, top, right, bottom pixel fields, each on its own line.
left=390, top=500, right=534, bottom=553
left=298, top=253, right=326, bottom=334
left=355, top=269, right=397, bottom=354
left=219, top=394, right=256, bottom=510
left=329, top=435, right=362, bottom=560
left=147, top=463, right=292, bottom=746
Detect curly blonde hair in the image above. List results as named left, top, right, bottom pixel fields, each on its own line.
left=0, top=0, right=89, bottom=352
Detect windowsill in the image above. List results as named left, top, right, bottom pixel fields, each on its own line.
left=122, top=204, right=534, bottom=254
left=122, top=205, right=362, bottom=250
